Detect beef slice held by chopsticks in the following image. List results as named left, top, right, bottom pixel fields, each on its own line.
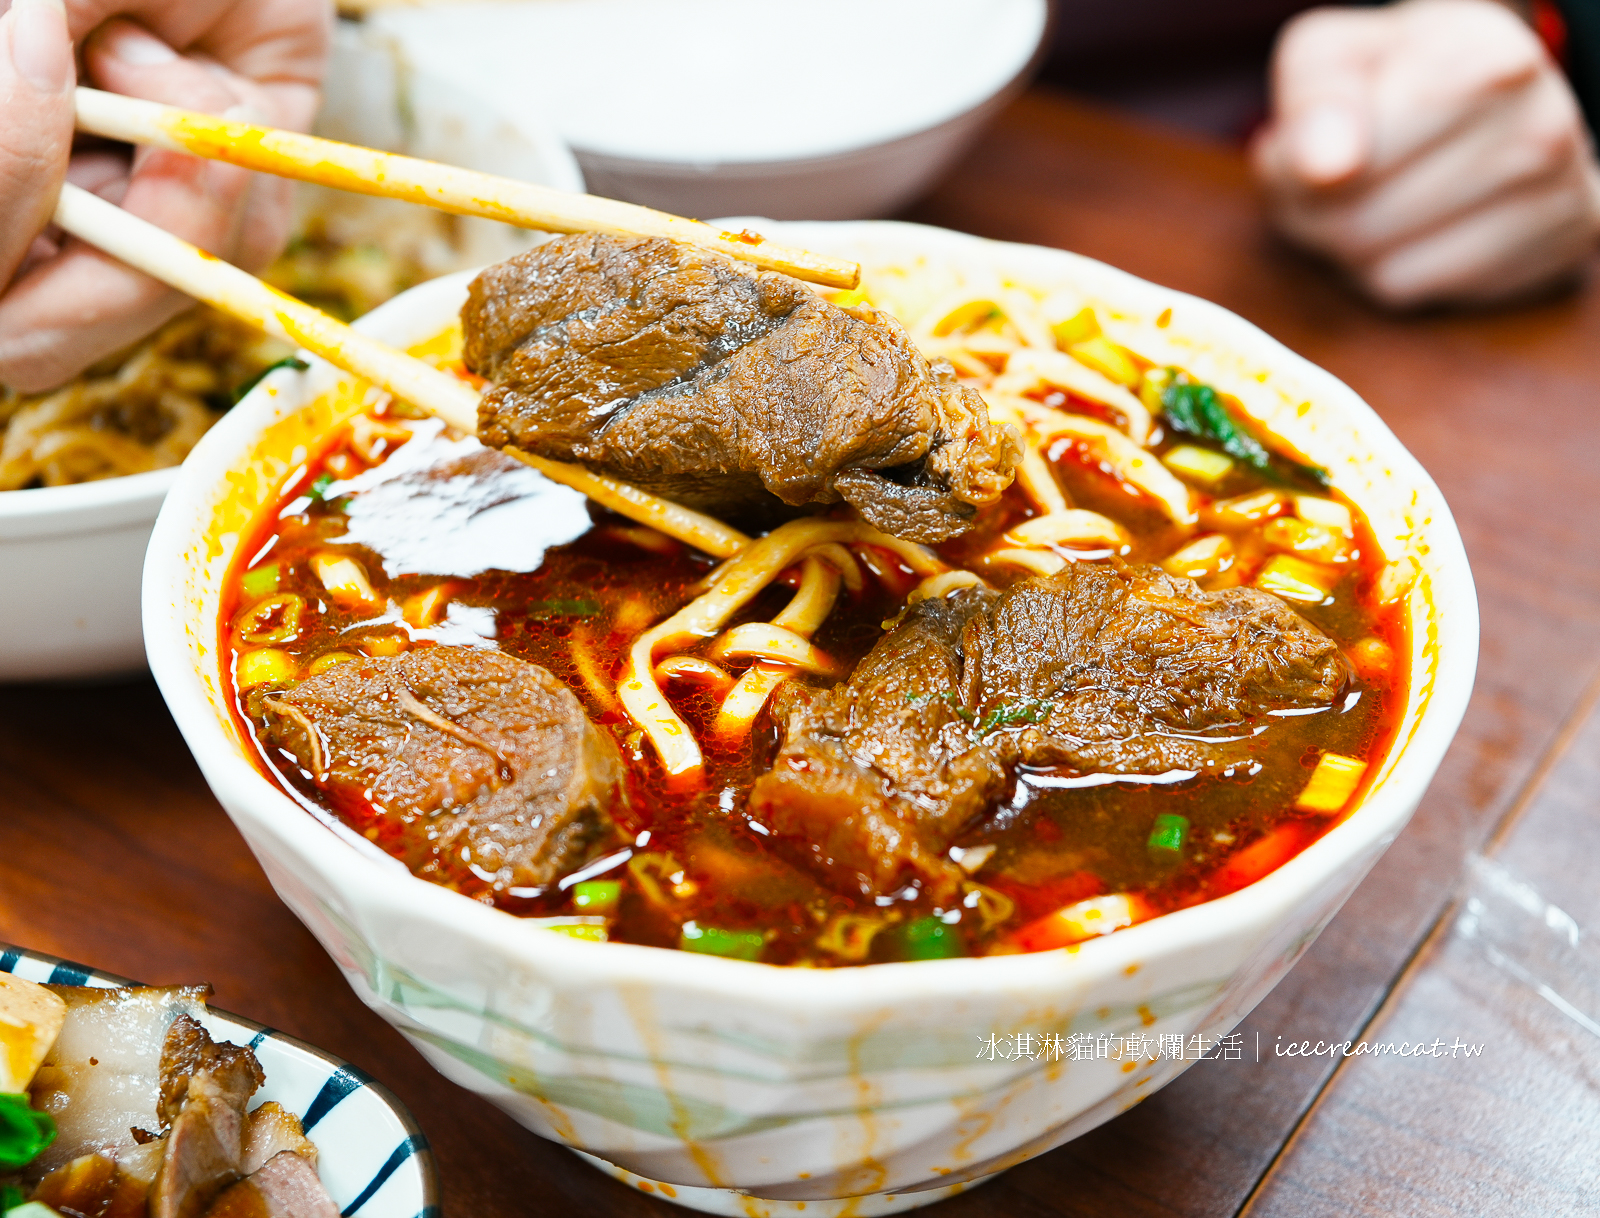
left=464, top=234, right=1020, bottom=542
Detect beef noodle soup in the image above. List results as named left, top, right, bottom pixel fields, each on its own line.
left=222, top=236, right=1407, bottom=967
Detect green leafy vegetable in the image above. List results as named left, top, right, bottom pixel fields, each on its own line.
left=900, top=916, right=965, bottom=961
left=2, top=1183, right=26, bottom=1213
left=0, top=1093, right=55, bottom=1173
left=1159, top=374, right=1328, bottom=488
left=680, top=922, right=765, bottom=961
left=231, top=356, right=309, bottom=405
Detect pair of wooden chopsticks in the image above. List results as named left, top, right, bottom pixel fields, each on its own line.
left=72, top=88, right=858, bottom=289
left=53, top=88, right=861, bottom=536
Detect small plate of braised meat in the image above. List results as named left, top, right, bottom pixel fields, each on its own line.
left=0, top=944, right=437, bottom=1218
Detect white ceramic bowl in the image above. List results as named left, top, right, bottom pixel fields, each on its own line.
left=370, top=0, right=1047, bottom=220
left=0, top=27, right=579, bottom=685
left=143, top=222, right=1477, bottom=1215
left=1, top=941, right=438, bottom=1218
left=0, top=469, right=177, bottom=681
left=307, top=20, right=584, bottom=266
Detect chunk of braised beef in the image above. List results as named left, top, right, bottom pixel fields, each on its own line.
left=750, top=565, right=1351, bottom=900
left=463, top=234, right=1018, bottom=542
left=750, top=592, right=1005, bottom=902
left=966, top=563, right=1353, bottom=774
left=261, top=646, right=627, bottom=893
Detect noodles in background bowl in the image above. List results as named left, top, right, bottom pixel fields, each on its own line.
left=0, top=210, right=516, bottom=493
left=0, top=19, right=582, bottom=684
left=0, top=15, right=561, bottom=495
left=0, top=310, right=290, bottom=492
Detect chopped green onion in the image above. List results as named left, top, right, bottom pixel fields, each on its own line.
left=976, top=699, right=1054, bottom=735
left=545, top=924, right=608, bottom=942
left=0, top=1093, right=55, bottom=1172
left=306, top=473, right=336, bottom=502
left=572, top=880, right=621, bottom=916
left=1296, top=752, right=1368, bottom=813
left=1147, top=813, right=1189, bottom=861
left=239, top=563, right=280, bottom=600
left=1051, top=306, right=1101, bottom=347
left=528, top=597, right=601, bottom=619
left=900, top=916, right=965, bottom=961
left=679, top=922, right=765, bottom=961
left=231, top=356, right=309, bottom=405
left=1162, top=444, right=1235, bottom=487
left=923, top=692, right=975, bottom=722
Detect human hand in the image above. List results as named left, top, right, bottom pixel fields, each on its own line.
left=1252, top=0, right=1600, bottom=308
left=0, top=0, right=328, bottom=393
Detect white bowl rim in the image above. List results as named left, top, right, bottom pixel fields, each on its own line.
left=145, top=221, right=1479, bottom=1019
left=375, top=0, right=1049, bottom=166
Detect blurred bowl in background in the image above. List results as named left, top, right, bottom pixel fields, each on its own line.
left=268, top=21, right=584, bottom=318
left=0, top=470, right=175, bottom=682
left=367, top=0, right=1049, bottom=220
left=0, top=23, right=580, bottom=685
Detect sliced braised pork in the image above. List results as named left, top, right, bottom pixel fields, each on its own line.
left=239, top=1102, right=317, bottom=1177
left=150, top=1015, right=265, bottom=1218
left=204, top=1150, right=338, bottom=1218
left=463, top=234, right=1019, bottom=542
left=27, top=999, right=339, bottom=1218
left=26, top=986, right=209, bottom=1174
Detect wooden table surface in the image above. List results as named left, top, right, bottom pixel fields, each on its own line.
left=4, top=88, right=1599, bottom=1217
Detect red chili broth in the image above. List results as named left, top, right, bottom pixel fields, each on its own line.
left=220, top=387, right=1407, bottom=966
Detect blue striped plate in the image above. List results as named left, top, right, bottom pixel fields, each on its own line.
left=1, top=943, right=440, bottom=1218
